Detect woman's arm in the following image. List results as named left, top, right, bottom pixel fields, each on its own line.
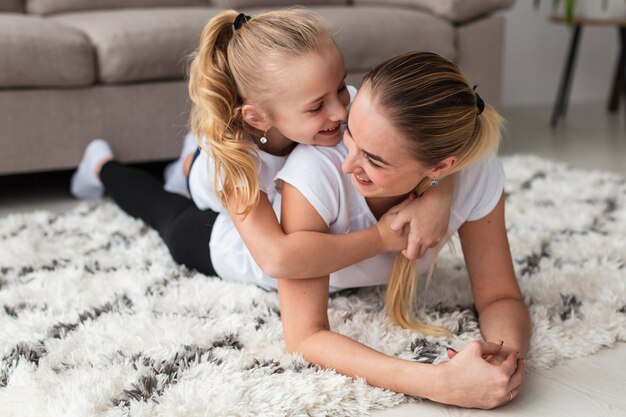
left=277, top=184, right=438, bottom=398
left=278, top=276, right=443, bottom=399
left=225, top=188, right=407, bottom=279
left=278, top=183, right=525, bottom=409
left=458, top=193, right=531, bottom=357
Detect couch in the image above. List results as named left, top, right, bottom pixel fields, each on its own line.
left=0, top=0, right=515, bottom=175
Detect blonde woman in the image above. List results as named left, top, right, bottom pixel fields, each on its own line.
left=70, top=10, right=453, bottom=284
left=276, top=52, right=531, bottom=409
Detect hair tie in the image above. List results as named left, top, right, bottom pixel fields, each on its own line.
left=473, top=84, right=485, bottom=116
left=232, top=13, right=251, bottom=32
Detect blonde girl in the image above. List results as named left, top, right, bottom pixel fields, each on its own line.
left=277, top=52, right=531, bottom=409
left=70, top=10, right=454, bottom=285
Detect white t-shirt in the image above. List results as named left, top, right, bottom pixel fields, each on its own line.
left=274, top=143, right=505, bottom=291
left=188, top=140, right=286, bottom=213
left=188, top=139, right=287, bottom=289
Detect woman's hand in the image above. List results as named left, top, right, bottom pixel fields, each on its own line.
left=432, top=341, right=525, bottom=409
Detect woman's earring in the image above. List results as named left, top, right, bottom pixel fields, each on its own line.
left=430, top=178, right=439, bottom=187
left=259, top=130, right=268, bottom=145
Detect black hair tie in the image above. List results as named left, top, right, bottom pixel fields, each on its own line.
left=232, top=13, right=251, bottom=32
left=473, top=84, right=485, bottom=116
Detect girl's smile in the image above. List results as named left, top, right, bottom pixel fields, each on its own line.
left=317, top=124, right=341, bottom=136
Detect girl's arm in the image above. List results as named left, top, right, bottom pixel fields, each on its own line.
left=458, top=193, right=531, bottom=357
left=225, top=189, right=407, bottom=279
left=278, top=183, right=525, bottom=409
left=390, top=174, right=457, bottom=259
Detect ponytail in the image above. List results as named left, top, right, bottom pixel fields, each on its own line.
left=188, top=10, right=259, bottom=216
left=385, top=244, right=451, bottom=337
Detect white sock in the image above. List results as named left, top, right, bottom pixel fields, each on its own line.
left=163, top=132, right=198, bottom=198
left=70, top=139, right=113, bottom=200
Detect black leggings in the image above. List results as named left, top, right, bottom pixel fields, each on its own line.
left=100, top=160, right=218, bottom=276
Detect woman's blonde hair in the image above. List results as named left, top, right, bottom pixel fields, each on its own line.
left=362, top=52, right=504, bottom=336
left=188, top=9, right=332, bottom=216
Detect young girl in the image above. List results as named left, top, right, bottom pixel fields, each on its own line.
left=276, top=52, right=530, bottom=409
left=70, top=9, right=455, bottom=286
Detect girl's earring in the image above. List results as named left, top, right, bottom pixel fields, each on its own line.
left=430, top=178, right=439, bottom=187
left=259, top=130, right=268, bottom=145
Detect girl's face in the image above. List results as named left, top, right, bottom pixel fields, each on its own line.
left=341, top=87, right=429, bottom=198
left=268, top=40, right=350, bottom=147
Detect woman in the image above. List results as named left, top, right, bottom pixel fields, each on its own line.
left=275, top=51, right=531, bottom=409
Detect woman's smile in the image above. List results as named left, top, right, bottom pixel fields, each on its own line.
left=353, top=172, right=372, bottom=186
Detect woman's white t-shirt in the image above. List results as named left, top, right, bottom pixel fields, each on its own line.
left=274, top=143, right=505, bottom=291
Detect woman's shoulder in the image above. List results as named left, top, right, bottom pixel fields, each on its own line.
left=458, top=153, right=503, bottom=183
left=453, top=153, right=505, bottom=221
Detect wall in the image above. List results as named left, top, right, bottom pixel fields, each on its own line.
left=502, top=1, right=618, bottom=107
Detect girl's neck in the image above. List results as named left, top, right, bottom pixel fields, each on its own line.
left=254, top=130, right=297, bottom=157
left=365, top=195, right=406, bottom=220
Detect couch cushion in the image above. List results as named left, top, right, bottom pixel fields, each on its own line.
left=353, top=0, right=515, bottom=23
left=52, top=8, right=224, bottom=84
left=256, top=5, right=455, bottom=73
left=213, top=0, right=347, bottom=8
left=26, top=0, right=206, bottom=15
left=0, top=0, right=24, bottom=13
left=0, top=15, right=94, bottom=88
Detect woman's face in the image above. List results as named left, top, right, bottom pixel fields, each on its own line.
left=341, top=86, right=428, bottom=198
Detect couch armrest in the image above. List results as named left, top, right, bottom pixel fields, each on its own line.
left=353, top=0, right=515, bottom=23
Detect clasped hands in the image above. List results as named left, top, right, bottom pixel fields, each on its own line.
left=437, top=340, right=525, bottom=409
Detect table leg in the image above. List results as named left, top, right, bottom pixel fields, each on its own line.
left=620, top=26, right=626, bottom=126
left=608, top=27, right=625, bottom=113
left=551, top=23, right=583, bottom=128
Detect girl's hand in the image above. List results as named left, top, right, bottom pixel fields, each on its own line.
left=432, top=341, right=525, bottom=409
left=389, top=193, right=451, bottom=260
left=390, top=174, right=457, bottom=260
left=375, top=195, right=413, bottom=252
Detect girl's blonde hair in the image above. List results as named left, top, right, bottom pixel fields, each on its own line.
left=188, top=9, right=332, bottom=216
left=362, top=52, right=504, bottom=337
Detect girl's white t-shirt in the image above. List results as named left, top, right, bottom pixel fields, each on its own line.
left=274, top=143, right=505, bottom=291
left=188, top=139, right=287, bottom=289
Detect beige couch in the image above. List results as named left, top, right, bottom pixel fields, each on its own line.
left=0, top=0, right=514, bottom=175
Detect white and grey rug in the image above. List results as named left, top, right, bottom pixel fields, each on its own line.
left=0, top=155, right=624, bottom=416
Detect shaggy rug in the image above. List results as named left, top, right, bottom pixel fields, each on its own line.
left=0, top=155, right=624, bottom=416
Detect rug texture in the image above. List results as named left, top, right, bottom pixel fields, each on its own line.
left=0, top=155, right=624, bottom=416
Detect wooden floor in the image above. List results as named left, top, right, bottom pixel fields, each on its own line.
left=375, top=342, right=626, bottom=416
left=0, top=102, right=625, bottom=415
